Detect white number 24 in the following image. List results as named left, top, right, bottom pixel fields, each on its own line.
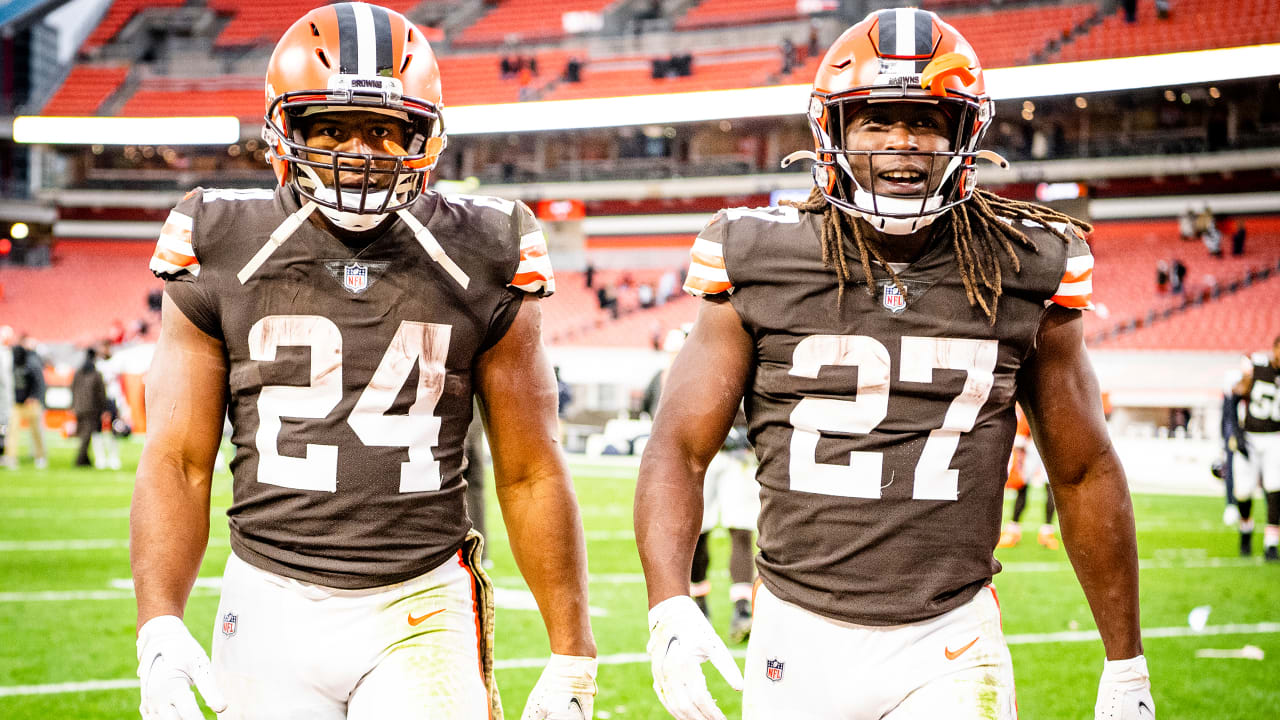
left=248, top=315, right=452, bottom=494
left=788, top=335, right=998, bottom=501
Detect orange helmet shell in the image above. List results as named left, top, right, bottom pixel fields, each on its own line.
left=805, top=8, right=994, bottom=231
left=263, top=2, right=444, bottom=209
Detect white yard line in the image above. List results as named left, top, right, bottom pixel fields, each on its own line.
left=0, top=538, right=230, bottom=552
left=2, top=621, right=1278, bottom=698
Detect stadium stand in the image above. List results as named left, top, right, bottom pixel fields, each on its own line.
left=0, top=240, right=160, bottom=345
left=541, top=47, right=781, bottom=101
left=1052, top=0, right=1280, bottom=62
left=1085, top=216, right=1280, bottom=348
left=1092, top=270, right=1280, bottom=352
left=944, top=3, right=1096, bottom=67
left=208, top=0, right=423, bottom=47
left=675, top=0, right=805, bottom=31
left=454, top=0, right=620, bottom=46
left=82, top=0, right=185, bottom=50
left=41, top=65, right=130, bottom=115
left=439, top=49, right=581, bottom=105
left=119, top=76, right=261, bottom=119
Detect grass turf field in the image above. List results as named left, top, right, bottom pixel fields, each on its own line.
left=0, top=436, right=1277, bottom=719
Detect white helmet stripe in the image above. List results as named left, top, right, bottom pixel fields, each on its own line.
left=894, top=8, right=916, bottom=57
left=351, top=2, right=378, bottom=77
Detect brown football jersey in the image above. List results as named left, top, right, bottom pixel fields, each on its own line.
left=684, top=204, right=1093, bottom=625
left=1242, top=353, right=1280, bottom=434
left=150, top=186, right=553, bottom=589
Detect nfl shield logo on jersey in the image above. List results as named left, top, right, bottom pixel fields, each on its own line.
left=343, top=263, right=369, bottom=294
left=881, top=283, right=907, bottom=313
left=765, top=658, right=784, bottom=683
left=221, top=612, right=237, bottom=638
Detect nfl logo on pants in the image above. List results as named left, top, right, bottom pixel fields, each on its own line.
left=222, top=612, right=237, bottom=638
left=765, top=658, right=784, bottom=682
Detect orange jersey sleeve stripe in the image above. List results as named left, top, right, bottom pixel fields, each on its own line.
left=511, top=270, right=551, bottom=286
left=1062, top=267, right=1092, bottom=284
left=690, top=249, right=726, bottom=270
left=684, top=274, right=732, bottom=295
left=1049, top=291, right=1092, bottom=309
left=153, top=247, right=198, bottom=268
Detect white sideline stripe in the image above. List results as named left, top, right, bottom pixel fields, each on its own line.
left=4, top=621, right=1278, bottom=698
left=1004, top=621, right=1280, bottom=645
left=0, top=538, right=230, bottom=552
left=0, top=678, right=141, bottom=697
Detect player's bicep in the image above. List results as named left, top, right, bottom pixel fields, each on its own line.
left=474, top=296, right=563, bottom=484
left=648, top=299, right=753, bottom=469
left=1017, top=305, right=1111, bottom=488
left=139, top=292, right=228, bottom=482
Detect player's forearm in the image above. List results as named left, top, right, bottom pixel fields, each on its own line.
left=497, top=468, right=597, bottom=657
left=634, top=447, right=706, bottom=608
left=1053, top=450, right=1143, bottom=660
left=130, top=455, right=214, bottom=630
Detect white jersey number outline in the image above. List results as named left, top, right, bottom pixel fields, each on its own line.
left=787, top=335, right=997, bottom=500
left=248, top=316, right=452, bottom=493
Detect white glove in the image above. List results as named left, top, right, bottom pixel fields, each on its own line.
left=520, top=653, right=598, bottom=719
left=137, top=615, right=227, bottom=720
left=1095, top=655, right=1154, bottom=720
left=647, top=595, right=744, bottom=720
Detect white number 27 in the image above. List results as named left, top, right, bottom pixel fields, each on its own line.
left=788, top=335, right=997, bottom=500
left=248, top=315, right=452, bottom=494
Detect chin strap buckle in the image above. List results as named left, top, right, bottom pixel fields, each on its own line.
left=976, top=149, right=1010, bottom=169
left=780, top=150, right=818, bottom=169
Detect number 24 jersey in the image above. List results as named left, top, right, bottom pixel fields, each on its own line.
left=151, top=186, right=553, bottom=589
left=685, top=205, right=1094, bottom=625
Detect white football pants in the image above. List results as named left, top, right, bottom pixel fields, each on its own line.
left=701, top=449, right=761, bottom=533
left=1233, top=431, right=1280, bottom=501
left=743, top=583, right=1016, bottom=720
left=212, top=549, right=491, bottom=720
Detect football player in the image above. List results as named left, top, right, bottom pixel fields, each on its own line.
left=1230, top=334, right=1280, bottom=561
left=130, top=4, right=596, bottom=719
left=635, top=8, right=1152, bottom=720
left=997, top=404, right=1058, bottom=550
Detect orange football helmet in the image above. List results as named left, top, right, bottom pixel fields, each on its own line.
left=263, top=2, right=445, bottom=230
left=807, top=8, right=993, bottom=234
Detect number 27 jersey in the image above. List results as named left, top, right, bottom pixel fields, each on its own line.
left=685, top=205, right=1093, bottom=625
left=151, top=186, right=553, bottom=589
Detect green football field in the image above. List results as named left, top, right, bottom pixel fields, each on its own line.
left=0, top=437, right=1277, bottom=719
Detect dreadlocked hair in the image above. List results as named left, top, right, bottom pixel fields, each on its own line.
left=785, top=186, right=1093, bottom=323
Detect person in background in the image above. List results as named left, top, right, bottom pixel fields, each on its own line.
left=5, top=334, right=47, bottom=471
left=1178, top=207, right=1195, bottom=242
left=1230, top=335, right=1280, bottom=562
left=998, top=405, right=1059, bottom=550
left=690, top=424, right=759, bottom=644
left=1231, top=219, right=1246, bottom=256
left=72, top=347, right=110, bottom=468
left=0, top=326, right=13, bottom=458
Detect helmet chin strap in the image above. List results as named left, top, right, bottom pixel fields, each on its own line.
left=295, top=165, right=391, bottom=232
left=238, top=200, right=318, bottom=284
left=395, top=209, right=470, bottom=289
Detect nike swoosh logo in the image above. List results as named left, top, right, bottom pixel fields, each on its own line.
left=944, top=637, right=979, bottom=660
left=568, top=697, right=585, bottom=720
left=1138, top=700, right=1154, bottom=719
left=407, top=608, right=445, bottom=626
